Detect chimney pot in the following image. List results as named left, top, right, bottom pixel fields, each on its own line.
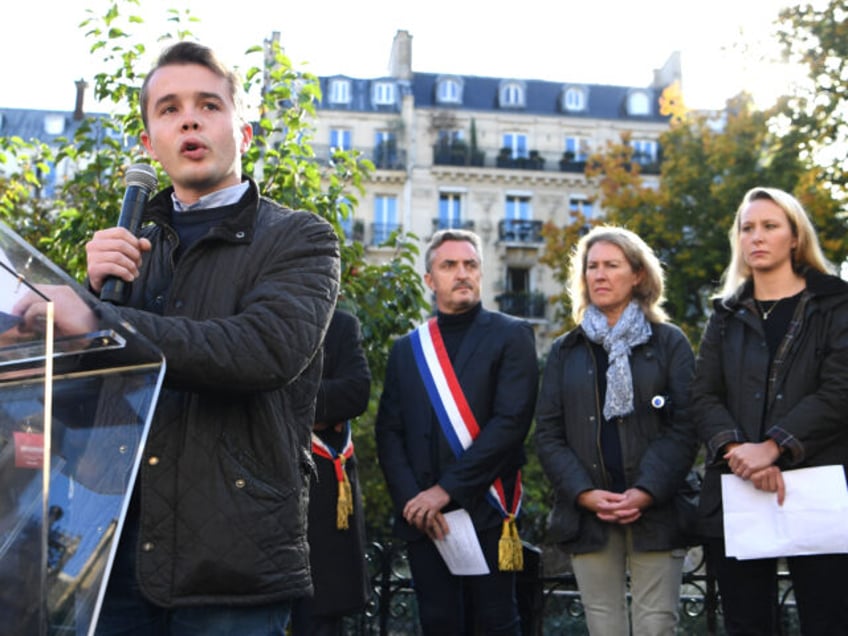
left=74, top=79, right=88, bottom=121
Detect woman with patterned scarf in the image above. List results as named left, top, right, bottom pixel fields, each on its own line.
left=535, top=225, right=699, bottom=635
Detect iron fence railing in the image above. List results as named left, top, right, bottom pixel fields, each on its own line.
left=341, top=540, right=799, bottom=635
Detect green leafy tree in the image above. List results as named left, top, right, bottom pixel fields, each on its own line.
left=776, top=0, right=848, bottom=201
left=0, top=0, right=427, bottom=536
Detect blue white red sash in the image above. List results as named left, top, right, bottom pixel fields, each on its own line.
left=311, top=422, right=355, bottom=529
left=410, top=317, right=522, bottom=520
left=311, top=422, right=354, bottom=479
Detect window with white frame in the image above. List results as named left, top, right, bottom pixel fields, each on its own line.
left=562, top=86, right=586, bottom=112
left=437, top=129, right=463, bottom=146
left=373, top=195, right=398, bottom=245
left=375, top=130, right=395, bottom=146
left=328, top=78, right=351, bottom=105
left=372, top=81, right=396, bottom=106
left=627, top=90, right=651, bottom=116
left=569, top=196, right=594, bottom=221
left=630, top=139, right=658, bottom=165
left=374, top=130, right=397, bottom=167
left=506, top=266, right=530, bottom=293
left=499, top=81, right=525, bottom=108
left=336, top=196, right=354, bottom=238
left=43, top=115, right=66, bottom=136
left=502, top=133, right=528, bottom=159
left=329, top=128, right=352, bottom=153
left=438, top=192, right=463, bottom=230
left=503, top=193, right=533, bottom=241
left=564, top=136, right=589, bottom=162
left=505, top=194, right=532, bottom=221
left=436, top=77, right=463, bottom=104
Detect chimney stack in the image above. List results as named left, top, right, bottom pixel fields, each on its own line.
left=74, top=79, right=88, bottom=120
left=389, top=30, right=412, bottom=81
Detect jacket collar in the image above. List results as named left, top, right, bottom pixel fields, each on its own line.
left=714, top=268, right=848, bottom=316
left=449, top=307, right=494, bottom=377
left=145, top=176, right=260, bottom=244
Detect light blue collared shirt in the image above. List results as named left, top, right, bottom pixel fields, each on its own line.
left=172, top=180, right=249, bottom=213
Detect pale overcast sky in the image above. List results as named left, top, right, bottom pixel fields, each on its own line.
left=1, top=0, right=803, bottom=113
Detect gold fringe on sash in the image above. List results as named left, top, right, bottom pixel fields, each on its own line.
left=335, top=456, right=354, bottom=530
left=498, top=514, right=524, bottom=571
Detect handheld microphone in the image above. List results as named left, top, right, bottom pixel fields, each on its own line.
left=100, top=163, right=159, bottom=304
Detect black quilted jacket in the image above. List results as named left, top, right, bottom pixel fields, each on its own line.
left=98, top=178, right=340, bottom=607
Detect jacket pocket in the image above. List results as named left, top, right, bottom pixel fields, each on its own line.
left=547, top=504, right=581, bottom=544
left=219, top=443, right=296, bottom=502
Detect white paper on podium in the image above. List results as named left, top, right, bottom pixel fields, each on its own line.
left=722, top=465, right=848, bottom=560
left=432, top=509, right=490, bottom=575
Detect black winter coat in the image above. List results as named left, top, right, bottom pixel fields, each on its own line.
left=692, top=270, right=848, bottom=537
left=307, top=309, right=372, bottom=616
left=535, top=321, right=698, bottom=554
left=97, top=179, right=340, bottom=607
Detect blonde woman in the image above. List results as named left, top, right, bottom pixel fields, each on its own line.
left=692, top=187, right=848, bottom=635
left=536, top=225, right=697, bottom=635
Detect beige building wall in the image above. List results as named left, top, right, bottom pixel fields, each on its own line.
left=311, top=42, right=672, bottom=352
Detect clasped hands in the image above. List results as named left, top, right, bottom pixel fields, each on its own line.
left=403, top=484, right=451, bottom=541
left=578, top=488, right=653, bottom=524
left=724, top=440, right=786, bottom=505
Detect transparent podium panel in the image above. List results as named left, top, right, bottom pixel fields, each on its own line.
left=0, top=222, right=164, bottom=635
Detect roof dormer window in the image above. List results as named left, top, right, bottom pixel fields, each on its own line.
left=436, top=76, right=463, bottom=104
left=43, top=114, right=66, bottom=136
left=499, top=81, right=525, bottom=108
left=627, top=89, right=651, bottom=116
left=373, top=81, right=396, bottom=106
left=562, top=86, right=587, bottom=112
left=328, top=78, right=351, bottom=105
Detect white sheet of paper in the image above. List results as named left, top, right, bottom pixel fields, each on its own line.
left=722, top=464, right=848, bottom=560
left=432, top=508, right=490, bottom=575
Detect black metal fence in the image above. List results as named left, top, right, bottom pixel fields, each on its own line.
left=341, top=540, right=800, bottom=635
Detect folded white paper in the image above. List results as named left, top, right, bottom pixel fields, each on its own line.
left=722, top=465, right=848, bottom=560
left=432, top=508, right=490, bottom=575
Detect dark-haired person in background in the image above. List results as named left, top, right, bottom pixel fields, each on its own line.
left=291, top=308, right=372, bottom=636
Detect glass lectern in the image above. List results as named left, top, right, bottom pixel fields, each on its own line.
left=0, top=221, right=164, bottom=635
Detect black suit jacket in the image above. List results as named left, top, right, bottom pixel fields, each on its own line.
left=376, top=307, right=538, bottom=541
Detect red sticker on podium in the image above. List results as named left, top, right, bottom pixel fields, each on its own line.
left=13, top=431, right=44, bottom=469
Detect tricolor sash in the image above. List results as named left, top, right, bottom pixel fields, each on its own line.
left=410, top=317, right=524, bottom=571
left=311, top=422, right=355, bottom=530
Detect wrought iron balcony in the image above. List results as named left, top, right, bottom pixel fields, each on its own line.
left=431, top=218, right=475, bottom=233
left=498, top=219, right=543, bottom=244
left=495, top=149, right=545, bottom=171
left=372, top=143, right=406, bottom=170
left=370, top=222, right=400, bottom=247
left=432, top=142, right=485, bottom=167
left=495, top=291, right=547, bottom=319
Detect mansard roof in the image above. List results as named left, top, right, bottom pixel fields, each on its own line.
left=317, top=71, right=670, bottom=123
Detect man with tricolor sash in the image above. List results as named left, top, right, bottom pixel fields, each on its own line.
left=376, top=229, right=538, bottom=635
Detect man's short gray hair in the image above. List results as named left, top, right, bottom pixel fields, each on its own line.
left=424, top=229, right=483, bottom=272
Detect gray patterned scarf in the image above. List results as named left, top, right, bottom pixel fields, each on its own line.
left=581, top=300, right=652, bottom=420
